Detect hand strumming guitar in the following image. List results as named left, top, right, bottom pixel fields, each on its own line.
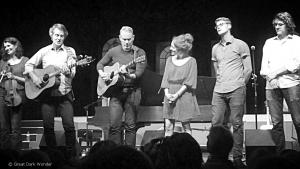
left=98, top=69, right=110, bottom=81
left=27, top=71, right=42, bottom=88
left=119, top=65, right=136, bottom=79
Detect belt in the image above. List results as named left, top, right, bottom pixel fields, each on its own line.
left=122, top=87, right=135, bottom=93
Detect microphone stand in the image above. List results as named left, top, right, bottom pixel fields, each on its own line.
left=83, top=97, right=102, bottom=150
left=251, top=46, right=258, bottom=129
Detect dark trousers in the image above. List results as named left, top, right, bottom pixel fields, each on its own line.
left=0, top=88, right=24, bottom=150
left=109, top=88, right=141, bottom=147
left=211, top=86, right=246, bottom=160
left=266, top=85, right=300, bottom=153
left=40, top=92, right=76, bottom=157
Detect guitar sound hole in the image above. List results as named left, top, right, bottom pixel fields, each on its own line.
left=43, top=74, right=49, bottom=82
left=105, top=80, right=111, bottom=85
left=110, top=72, right=114, bottom=79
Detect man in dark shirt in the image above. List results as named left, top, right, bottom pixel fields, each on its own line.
left=97, top=26, right=147, bottom=147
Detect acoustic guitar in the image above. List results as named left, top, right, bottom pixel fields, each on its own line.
left=25, top=56, right=94, bottom=99
left=97, top=55, right=145, bottom=97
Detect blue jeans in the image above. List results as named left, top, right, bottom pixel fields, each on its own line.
left=211, top=86, right=246, bottom=160
left=266, top=85, right=300, bottom=153
left=109, top=88, right=141, bottom=147
left=40, top=92, right=76, bottom=156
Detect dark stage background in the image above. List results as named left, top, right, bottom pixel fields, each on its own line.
left=1, top=0, right=299, bottom=119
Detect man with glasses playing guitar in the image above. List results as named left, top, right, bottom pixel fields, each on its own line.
left=97, top=26, right=147, bottom=147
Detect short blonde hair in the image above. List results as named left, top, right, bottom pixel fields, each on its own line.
left=215, top=17, right=231, bottom=24
left=172, top=33, right=194, bottom=52
left=120, top=26, right=134, bottom=35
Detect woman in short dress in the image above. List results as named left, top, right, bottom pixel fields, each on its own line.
left=160, top=33, right=200, bottom=136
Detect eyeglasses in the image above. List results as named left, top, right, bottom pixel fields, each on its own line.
left=273, top=22, right=285, bottom=27
left=215, top=22, right=229, bottom=29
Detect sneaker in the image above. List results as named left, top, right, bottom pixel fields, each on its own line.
left=233, top=158, right=247, bottom=169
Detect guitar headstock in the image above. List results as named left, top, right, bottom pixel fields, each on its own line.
left=76, top=55, right=95, bottom=67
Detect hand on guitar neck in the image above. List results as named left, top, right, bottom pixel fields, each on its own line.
left=61, top=65, right=72, bottom=76
left=25, top=55, right=95, bottom=99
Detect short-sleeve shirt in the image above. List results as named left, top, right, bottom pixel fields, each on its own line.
left=212, top=36, right=250, bottom=93
left=160, top=56, right=200, bottom=121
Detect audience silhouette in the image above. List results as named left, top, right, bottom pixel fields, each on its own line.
left=204, top=125, right=236, bottom=169
left=1, top=128, right=300, bottom=169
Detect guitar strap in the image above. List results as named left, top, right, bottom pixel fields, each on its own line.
left=65, top=46, right=76, bottom=100
left=65, top=46, right=77, bottom=61
left=132, top=45, right=138, bottom=61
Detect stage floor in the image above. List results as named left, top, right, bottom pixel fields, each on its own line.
left=20, top=114, right=298, bottom=151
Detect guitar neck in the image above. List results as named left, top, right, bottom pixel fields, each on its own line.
left=124, top=60, right=134, bottom=68
left=120, top=61, right=134, bottom=72
left=47, top=62, right=78, bottom=78
left=111, top=61, right=134, bottom=76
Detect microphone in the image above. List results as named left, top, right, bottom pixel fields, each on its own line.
left=250, top=45, right=257, bottom=78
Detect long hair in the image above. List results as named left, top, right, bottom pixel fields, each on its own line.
left=0, top=37, right=23, bottom=61
left=273, top=12, right=296, bottom=35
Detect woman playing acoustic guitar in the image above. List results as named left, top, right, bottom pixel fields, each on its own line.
left=0, top=37, right=28, bottom=150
